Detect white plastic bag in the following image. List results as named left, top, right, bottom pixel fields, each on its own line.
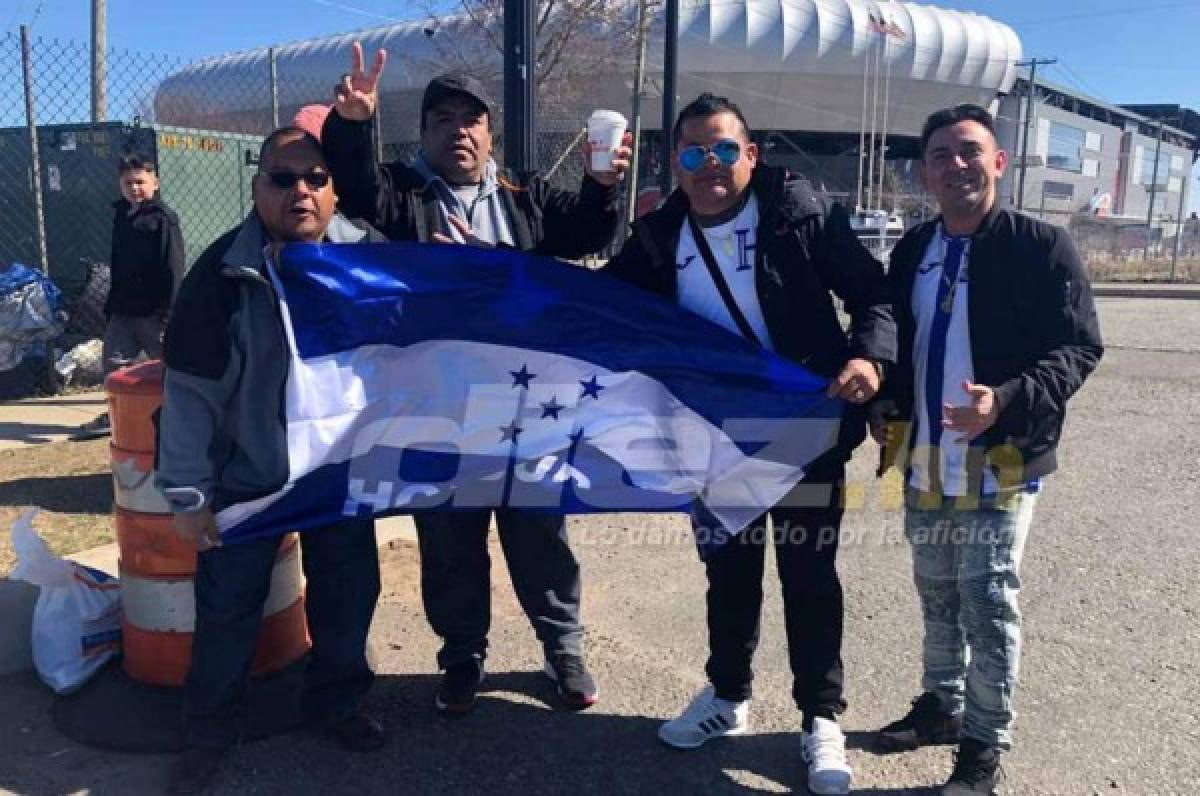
left=9, top=510, right=121, bottom=693
left=54, top=338, right=104, bottom=387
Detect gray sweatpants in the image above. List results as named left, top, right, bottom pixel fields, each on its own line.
left=102, top=313, right=166, bottom=376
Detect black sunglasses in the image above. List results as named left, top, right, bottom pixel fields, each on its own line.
left=262, top=170, right=330, bottom=191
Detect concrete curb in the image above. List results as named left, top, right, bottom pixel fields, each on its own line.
left=1093, top=284, right=1200, bottom=299
left=0, top=391, right=108, bottom=452
left=0, top=515, right=418, bottom=676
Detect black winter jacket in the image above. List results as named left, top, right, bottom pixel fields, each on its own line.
left=883, top=205, right=1104, bottom=482
left=322, top=111, right=621, bottom=257
left=106, top=195, right=185, bottom=317
left=604, top=165, right=897, bottom=475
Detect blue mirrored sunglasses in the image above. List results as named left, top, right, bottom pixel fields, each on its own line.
left=677, top=139, right=741, bottom=173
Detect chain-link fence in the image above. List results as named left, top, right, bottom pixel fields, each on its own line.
left=1022, top=208, right=1199, bottom=282
left=3, top=28, right=1195, bottom=309
left=0, top=30, right=596, bottom=306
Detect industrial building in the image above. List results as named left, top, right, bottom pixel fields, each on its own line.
left=994, top=76, right=1197, bottom=227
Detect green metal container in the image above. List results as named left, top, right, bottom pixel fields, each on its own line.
left=0, top=122, right=262, bottom=299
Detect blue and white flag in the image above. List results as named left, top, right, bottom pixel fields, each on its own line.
left=215, top=242, right=842, bottom=548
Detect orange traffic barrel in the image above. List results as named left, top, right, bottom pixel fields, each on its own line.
left=120, top=534, right=310, bottom=687
left=114, top=508, right=196, bottom=577
left=106, top=360, right=164, bottom=453
left=107, top=359, right=312, bottom=687
left=111, top=446, right=172, bottom=515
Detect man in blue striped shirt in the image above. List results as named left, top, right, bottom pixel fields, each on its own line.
left=871, top=104, right=1103, bottom=795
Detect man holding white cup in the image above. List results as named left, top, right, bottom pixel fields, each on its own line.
left=587, top=109, right=629, bottom=176
left=322, top=43, right=633, bottom=719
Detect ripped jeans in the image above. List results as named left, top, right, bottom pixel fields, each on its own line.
left=903, top=486, right=1038, bottom=750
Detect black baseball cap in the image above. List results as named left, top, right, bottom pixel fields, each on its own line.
left=421, top=73, right=493, bottom=118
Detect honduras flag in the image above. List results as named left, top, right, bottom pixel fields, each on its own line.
left=215, top=243, right=842, bottom=549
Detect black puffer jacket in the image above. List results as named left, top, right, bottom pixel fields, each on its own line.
left=105, top=195, right=185, bottom=317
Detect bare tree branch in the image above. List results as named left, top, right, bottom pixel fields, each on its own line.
left=412, top=0, right=646, bottom=117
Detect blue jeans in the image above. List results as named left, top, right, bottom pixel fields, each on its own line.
left=184, top=517, right=379, bottom=749
left=903, top=487, right=1037, bottom=750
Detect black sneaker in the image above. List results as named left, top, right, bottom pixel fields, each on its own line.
left=942, top=738, right=1002, bottom=795
left=73, top=412, right=111, bottom=440
left=543, top=653, right=598, bottom=710
left=877, top=691, right=963, bottom=752
left=434, top=657, right=485, bottom=714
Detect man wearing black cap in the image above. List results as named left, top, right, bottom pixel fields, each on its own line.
left=323, top=43, right=631, bottom=717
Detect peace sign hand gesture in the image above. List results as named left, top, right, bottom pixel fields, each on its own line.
left=334, top=41, right=387, bottom=122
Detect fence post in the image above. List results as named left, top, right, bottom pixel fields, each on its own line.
left=269, top=47, right=280, bottom=129
left=626, top=0, right=650, bottom=226
left=20, top=25, right=49, bottom=274
left=91, top=0, right=107, bottom=121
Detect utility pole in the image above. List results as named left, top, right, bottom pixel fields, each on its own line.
left=659, top=0, right=679, bottom=199
left=503, top=0, right=536, bottom=172
left=1171, top=135, right=1195, bottom=281
left=91, top=0, right=107, bottom=122
left=1145, top=120, right=1164, bottom=260
left=1016, top=57, right=1055, bottom=210
left=626, top=0, right=650, bottom=225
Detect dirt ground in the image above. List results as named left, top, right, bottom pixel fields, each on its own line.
left=0, top=439, right=114, bottom=574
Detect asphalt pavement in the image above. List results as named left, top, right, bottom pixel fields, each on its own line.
left=1, top=296, right=1197, bottom=795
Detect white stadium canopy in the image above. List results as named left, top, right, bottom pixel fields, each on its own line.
left=153, top=0, right=1020, bottom=138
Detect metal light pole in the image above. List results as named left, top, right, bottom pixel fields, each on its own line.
left=1016, top=58, right=1056, bottom=210
left=503, top=0, right=537, bottom=172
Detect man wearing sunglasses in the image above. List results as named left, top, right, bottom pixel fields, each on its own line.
left=320, top=43, right=631, bottom=718
left=605, top=94, right=896, bottom=795
left=158, top=127, right=387, bottom=795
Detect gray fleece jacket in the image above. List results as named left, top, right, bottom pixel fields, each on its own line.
left=155, top=212, right=377, bottom=513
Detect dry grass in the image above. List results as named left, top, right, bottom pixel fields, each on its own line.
left=1085, top=257, right=1200, bottom=283
left=0, top=438, right=114, bottom=575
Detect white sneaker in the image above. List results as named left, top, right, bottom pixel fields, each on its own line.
left=658, top=686, right=749, bottom=749
left=801, top=717, right=852, bottom=795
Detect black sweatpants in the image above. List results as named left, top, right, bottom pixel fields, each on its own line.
left=415, top=509, right=583, bottom=670
left=700, top=472, right=847, bottom=721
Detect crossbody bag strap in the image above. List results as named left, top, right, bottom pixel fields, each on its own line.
left=686, top=213, right=762, bottom=347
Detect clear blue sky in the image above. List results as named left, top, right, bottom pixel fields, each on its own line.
left=8, top=0, right=1200, bottom=208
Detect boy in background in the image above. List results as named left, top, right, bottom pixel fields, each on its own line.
left=76, top=152, right=185, bottom=438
